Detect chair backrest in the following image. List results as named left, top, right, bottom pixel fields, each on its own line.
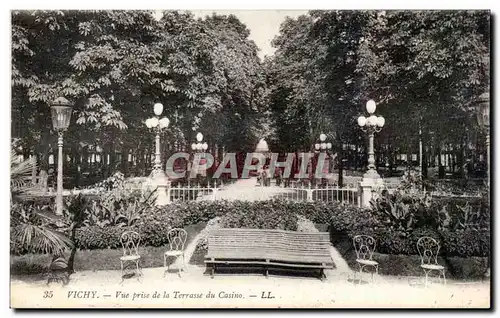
left=167, top=228, right=188, bottom=251
left=120, top=231, right=141, bottom=257
left=417, top=236, right=440, bottom=265
left=353, top=235, right=376, bottom=261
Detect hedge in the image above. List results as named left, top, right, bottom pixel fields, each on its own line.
left=11, top=198, right=491, bottom=261
left=220, top=200, right=298, bottom=231
left=73, top=201, right=231, bottom=250
left=73, top=200, right=299, bottom=250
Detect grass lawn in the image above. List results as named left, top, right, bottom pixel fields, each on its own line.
left=11, top=222, right=207, bottom=277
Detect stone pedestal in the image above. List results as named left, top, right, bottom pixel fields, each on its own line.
left=151, top=169, right=171, bottom=206
left=358, top=169, right=385, bottom=208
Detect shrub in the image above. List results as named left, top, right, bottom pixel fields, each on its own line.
left=74, top=226, right=123, bottom=250
left=92, top=171, right=125, bottom=191
left=433, top=195, right=490, bottom=231
left=220, top=200, right=298, bottom=231
left=440, top=229, right=490, bottom=258
left=84, top=187, right=156, bottom=228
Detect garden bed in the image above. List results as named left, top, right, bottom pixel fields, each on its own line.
left=332, top=233, right=489, bottom=279
left=10, top=222, right=206, bottom=277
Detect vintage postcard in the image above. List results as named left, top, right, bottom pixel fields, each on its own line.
left=10, top=9, right=490, bottom=309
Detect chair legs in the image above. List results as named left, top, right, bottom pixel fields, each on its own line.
left=164, top=254, right=186, bottom=277
left=371, top=265, right=379, bottom=283
left=438, top=269, right=446, bottom=285
left=177, top=256, right=182, bottom=278
left=120, top=261, right=124, bottom=283
left=121, top=260, right=142, bottom=282
left=164, top=254, right=169, bottom=277
left=355, top=263, right=378, bottom=285
left=422, top=269, right=446, bottom=287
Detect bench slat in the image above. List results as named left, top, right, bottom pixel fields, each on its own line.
left=205, top=228, right=334, bottom=277
left=207, top=247, right=331, bottom=255
left=205, top=260, right=333, bottom=269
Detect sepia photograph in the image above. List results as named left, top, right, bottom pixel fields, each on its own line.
left=9, top=6, right=491, bottom=309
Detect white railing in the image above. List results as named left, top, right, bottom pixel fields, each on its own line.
left=168, top=184, right=219, bottom=202
left=164, top=182, right=359, bottom=206
left=268, top=184, right=359, bottom=206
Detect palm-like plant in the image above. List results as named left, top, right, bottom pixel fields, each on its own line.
left=10, top=150, right=73, bottom=256
left=10, top=150, right=36, bottom=200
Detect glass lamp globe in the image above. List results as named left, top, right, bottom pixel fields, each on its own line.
left=366, top=100, right=376, bottom=114
left=150, top=117, right=159, bottom=128
left=368, top=115, right=378, bottom=126
left=159, top=117, right=170, bottom=128
left=191, top=143, right=197, bottom=151
left=357, top=116, right=367, bottom=127
left=326, top=142, right=332, bottom=149
left=202, top=142, right=208, bottom=151
left=377, top=116, right=385, bottom=127
left=50, top=96, right=73, bottom=132
left=320, top=143, right=327, bottom=150
left=196, top=132, right=203, bottom=142
left=320, top=133, right=327, bottom=142
left=145, top=118, right=152, bottom=128
left=154, top=103, right=163, bottom=116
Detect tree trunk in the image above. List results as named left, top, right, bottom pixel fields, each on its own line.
left=121, top=147, right=129, bottom=177
left=109, top=142, right=116, bottom=177
left=422, top=137, right=428, bottom=180
left=31, top=153, right=37, bottom=186
left=338, top=154, right=344, bottom=188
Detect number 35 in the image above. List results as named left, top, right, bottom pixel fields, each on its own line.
left=43, top=291, right=53, bottom=298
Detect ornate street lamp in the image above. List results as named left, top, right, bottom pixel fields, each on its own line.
left=145, top=103, right=170, bottom=177
left=190, top=132, right=208, bottom=182
left=476, top=91, right=490, bottom=186
left=314, top=133, right=332, bottom=152
left=357, top=99, right=385, bottom=179
left=313, top=133, right=332, bottom=185
left=50, top=96, right=73, bottom=216
left=191, top=132, right=208, bottom=153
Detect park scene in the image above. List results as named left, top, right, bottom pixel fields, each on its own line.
left=10, top=10, right=490, bottom=308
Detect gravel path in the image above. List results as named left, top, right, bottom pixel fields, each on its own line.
left=11, top=266, right=490, bottom=308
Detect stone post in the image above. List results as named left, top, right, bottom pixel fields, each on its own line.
left=358, top=170, right=385, bottom=208
left=152, top=169, right=171, bottom=206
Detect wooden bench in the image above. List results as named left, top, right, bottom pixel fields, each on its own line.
left=205, top=228, right=334, bottom=280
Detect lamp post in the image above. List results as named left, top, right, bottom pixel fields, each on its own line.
left=191, top=133, right=208, bottom=181
left=357, top=100, right=385, bottom=180
left=476, top=92, right=490, bottom=186
left=50, top=97, right=73, bottom=216
left=314, top=133, right=333, bottom=153
left=191, top=132, right=208, bottom=153
left=314, top=133, right=332, bottom=183
left=145, top=103, right=170, bottom=177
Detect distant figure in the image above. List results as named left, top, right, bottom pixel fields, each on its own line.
left=438, top=164, right=445, bottom=179
left=275, top=167, right=282, bottom=186
left=263, top=166, right=271, bottom=187
left=257, top=166, right=264, bottom=186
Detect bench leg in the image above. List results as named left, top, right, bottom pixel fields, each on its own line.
left=265, top=267, right=269, bottom=278
left=320, top=269, right=327, bottom=281
left=211, top=264, right=215, bottom=279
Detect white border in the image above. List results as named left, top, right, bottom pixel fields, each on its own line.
left=2, top=1, right=497, bottom=316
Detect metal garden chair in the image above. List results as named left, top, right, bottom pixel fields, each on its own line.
left=120, top=231, right=142, bottom=281
left=164, top=228, right=188, bottom=277
left=353, top=235, right=379, bottom=284
left=417, top=236, right=446, bottom=287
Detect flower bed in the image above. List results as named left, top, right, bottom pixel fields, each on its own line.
left=11, top=194, right=491, bottom=279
